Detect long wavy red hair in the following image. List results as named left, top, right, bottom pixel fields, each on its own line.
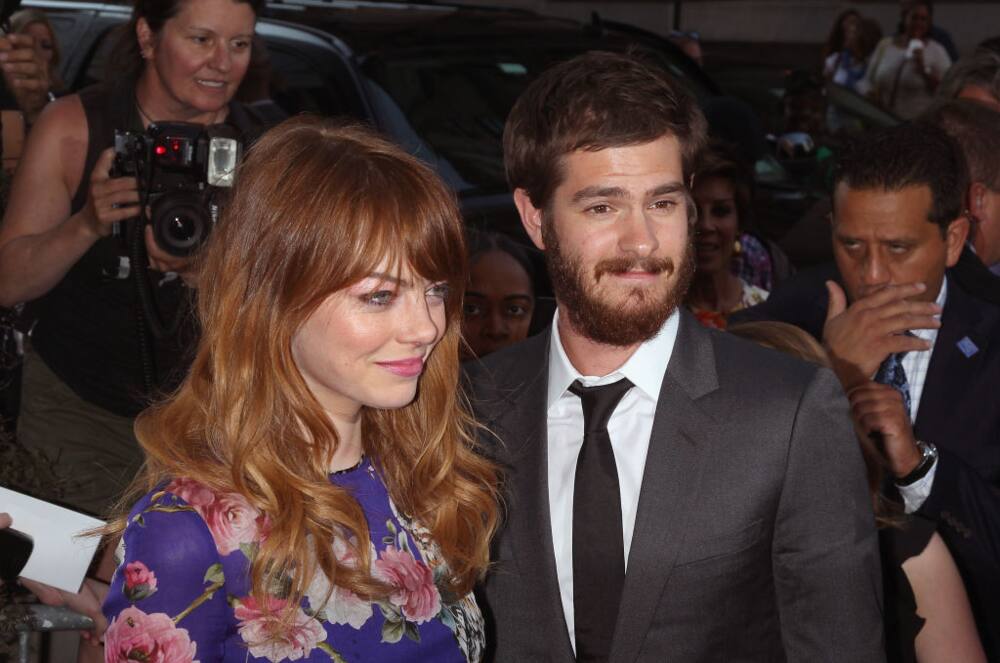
left=115, top=116, right=499, bottom=624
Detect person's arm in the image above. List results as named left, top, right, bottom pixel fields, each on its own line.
left=914, top=448, right=1000, bottom=574
left=0, top=95, right=140, bottom=307
left=102, top=491, right=229, bottom=662
left=903, top=532, right=986, bottom=663
left=0, top=34, right=52, bottom=124
left=772, top=368, right=886, bottom=662
left=911, top=43, right=948, bottom=94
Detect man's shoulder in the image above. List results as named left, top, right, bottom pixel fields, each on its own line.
left=462, top=330, right=550, bottom=417
left=706, top=324, right=824, bottom=391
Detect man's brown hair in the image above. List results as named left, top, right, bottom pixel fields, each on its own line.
left=503, top=50, right=708, bottom=210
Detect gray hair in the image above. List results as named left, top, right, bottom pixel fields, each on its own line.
left=938, top=50, right=1000, bottom=103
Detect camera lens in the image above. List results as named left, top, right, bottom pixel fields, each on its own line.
left=151, top=193, right=210, bottom=257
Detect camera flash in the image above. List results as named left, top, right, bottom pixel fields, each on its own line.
left=207, top=137, right=239, bottom=187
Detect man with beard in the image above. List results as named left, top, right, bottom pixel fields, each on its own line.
left=465, top=52, right=885, bottom=663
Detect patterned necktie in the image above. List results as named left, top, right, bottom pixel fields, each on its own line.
left=874, top=352, right=912, bottom=420
left=568, top=378, right=634, bottom=663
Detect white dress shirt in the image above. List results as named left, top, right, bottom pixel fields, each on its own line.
left=546, top=308, right=679, bottom=651
left=896, top=277, right=947, bottom=512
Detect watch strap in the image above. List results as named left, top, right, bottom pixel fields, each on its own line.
left=896, top=440, right=938, bottom=487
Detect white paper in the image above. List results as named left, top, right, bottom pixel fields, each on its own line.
left=0, top=487, right=105, bottom=593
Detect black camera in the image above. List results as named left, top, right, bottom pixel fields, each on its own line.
left=112, top=122, right=241, bottom=257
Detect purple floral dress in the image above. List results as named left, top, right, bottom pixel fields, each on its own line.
left=101, top=459, right=483, bottom=663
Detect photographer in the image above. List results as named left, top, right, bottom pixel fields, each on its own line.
left=0, top=0, right=264, bottom=517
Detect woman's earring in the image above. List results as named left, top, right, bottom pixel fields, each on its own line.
left=733, top=239, right=743, bottom=255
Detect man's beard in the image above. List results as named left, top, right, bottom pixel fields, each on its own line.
left=542, top=220, right=695, bottom=347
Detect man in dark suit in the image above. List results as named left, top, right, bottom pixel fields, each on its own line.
left=734, top=122, right=1000, bottom=656
left=466, top=51, right=884, bottom=663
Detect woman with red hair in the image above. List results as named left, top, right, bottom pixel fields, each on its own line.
left=99, top=116, right=500, bottom=662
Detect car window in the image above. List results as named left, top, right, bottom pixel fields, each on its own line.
left=76, top=25, right=118, bottom=91
left=260, top=41, right=358, bottom=118
left=361, top=43, right=712, bottom=195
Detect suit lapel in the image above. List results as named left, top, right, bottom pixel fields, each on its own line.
left=916, top=279, right=996, bottom=435
left=609, top=312, right=721, bottom=663
left=492, top=331, right=577, bottom=661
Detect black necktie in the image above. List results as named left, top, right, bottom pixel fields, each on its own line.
left=568, top=378, right=634, bottom=663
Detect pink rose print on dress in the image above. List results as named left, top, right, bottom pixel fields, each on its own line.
left=305, top=535, right=374, bottom=629
left=374, top=545, right=442, bottom=624
left=104, top=605, right=198, bottom=663
left=123, top=561, right=158, bottom=601
left=164, top=478, right=215, bottom=507
left=199, top=493, right=270, bottom=556
left=234, top=595, right=326, bottom=661
left=165, top=479, right=271, bottom=556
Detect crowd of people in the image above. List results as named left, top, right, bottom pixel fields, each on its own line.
left=0, top=0, right=998, bottom=662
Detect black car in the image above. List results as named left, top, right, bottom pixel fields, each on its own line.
left=32, top=0, right=718, bottom=244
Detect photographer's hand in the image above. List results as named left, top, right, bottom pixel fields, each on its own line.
left=0, top=34, right=51, bottom=123
left=82, top=148, right=141, bottom=239
left=144, top=226, right=199, bottom=287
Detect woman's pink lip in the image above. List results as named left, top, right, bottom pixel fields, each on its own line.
left=377, top=357, right=424, bottom=378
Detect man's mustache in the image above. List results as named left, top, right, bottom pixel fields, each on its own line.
left=595, top=256, right=675, bottom=281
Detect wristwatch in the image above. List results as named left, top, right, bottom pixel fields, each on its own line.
left=896, top=440, right=938, bottom=486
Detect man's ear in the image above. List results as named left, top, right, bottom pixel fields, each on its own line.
left=136, top=17, right=155, bottom=59
left=944, top=214, right=970, bottom=268
left=513, top=188, right=545, bottom=251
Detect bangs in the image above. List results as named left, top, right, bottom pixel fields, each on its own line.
left=206, top=118, right=468, bottom=336
left=286, top=129, right=467, bottom=315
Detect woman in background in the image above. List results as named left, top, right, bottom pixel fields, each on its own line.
left=461, top=230, right=536, bottom=359
left=685, top=145, right=769, bottom=329
left=864, top=0, right=951, bottom=118
left=100, top=117, right=499, bottom=662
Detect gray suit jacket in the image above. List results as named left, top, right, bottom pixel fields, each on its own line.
left=466, top=311, right=885, bottom=662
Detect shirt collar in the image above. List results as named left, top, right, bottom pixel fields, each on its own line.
left=546, top=307, right=680, bottom=410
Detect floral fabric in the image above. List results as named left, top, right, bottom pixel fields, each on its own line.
left=102, top=459, right=482, bottom=662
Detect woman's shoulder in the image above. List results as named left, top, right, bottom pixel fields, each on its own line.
left=30, top=93, right=86, bottom=141
left=124, top=478, right=270, bottom=561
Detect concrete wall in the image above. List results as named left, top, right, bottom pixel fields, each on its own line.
left=460, top=1, right=999, bottom=56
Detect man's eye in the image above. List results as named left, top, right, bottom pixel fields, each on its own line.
left=888, top=244, right=910, bottom=255
left=463, top=302, right=482, bottom=317
left=586, top=204, right=613, bottom=215
left=651, top=199, right=678, bottom=211
left=232, top=39, right=251, bottom=50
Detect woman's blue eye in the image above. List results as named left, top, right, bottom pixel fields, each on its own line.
left=428, top=283, right=451, bottom=300
left=366, top=290, right=394, bottom=306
